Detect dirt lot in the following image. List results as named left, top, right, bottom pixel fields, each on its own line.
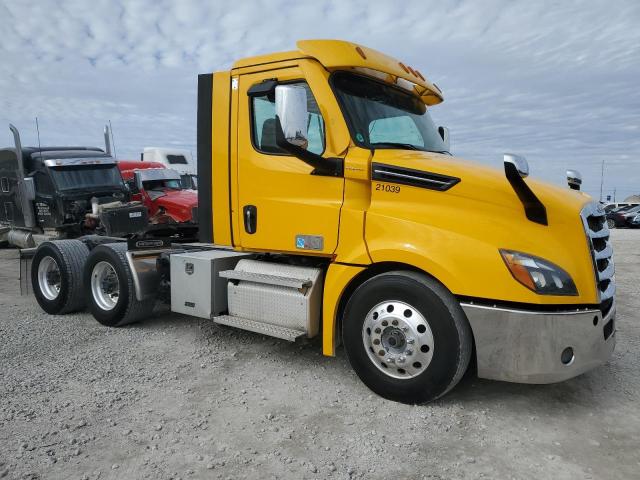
left=0, top=230, right=638, bottom=480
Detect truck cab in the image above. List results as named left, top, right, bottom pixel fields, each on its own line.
left=0, top=126, right=147, bottom=247
left=30, top=40, right=616, bottom=404
left=117, top=160, right=198, bottom=238
left=141, top=147, right=197, bottom=190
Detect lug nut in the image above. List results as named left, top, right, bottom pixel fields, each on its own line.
left=406, top=338, right=415, bottom=345
left=397, top=356, right=406, bottom=364
left=405, top=350, right=413, bottom=356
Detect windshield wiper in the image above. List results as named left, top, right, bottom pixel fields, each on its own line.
left=370, top=142, right=425, bottom=151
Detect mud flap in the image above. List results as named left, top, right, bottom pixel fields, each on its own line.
left=19, top=247, right=36, bottom=295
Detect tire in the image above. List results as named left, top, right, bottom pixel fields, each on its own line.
left=84, top=243, right=155, bottom=327
left=31, top=240, right=90, bottom=314
left=342, top=271, right=472, bottom=404
left=606, top=218, right=615, bottom=229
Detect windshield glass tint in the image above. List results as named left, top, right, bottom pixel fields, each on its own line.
left=50, top=165, right=123, bottom=191
left=332, top=72, right=447, bottom=153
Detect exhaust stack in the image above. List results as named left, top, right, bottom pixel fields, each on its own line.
left=9, top=124, right=36, bottom=229
left=104, top=125, right=112, bottom=156
left=9, top=124, right=25, bottom=179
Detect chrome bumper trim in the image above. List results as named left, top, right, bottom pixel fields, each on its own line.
left=461, top=301, right=616, bottom=384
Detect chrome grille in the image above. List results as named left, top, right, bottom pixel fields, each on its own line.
left=581, top=203, right=615, bottom=302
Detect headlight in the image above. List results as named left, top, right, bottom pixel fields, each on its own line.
left=633, top=214, right=640, bottom=223
left=500, top=250, right=578, bottom=296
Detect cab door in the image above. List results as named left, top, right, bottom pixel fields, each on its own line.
left=235, top=66, right=344, bottom=255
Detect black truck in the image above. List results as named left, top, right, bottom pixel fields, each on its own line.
left=0, top=125, right=147, bottom=248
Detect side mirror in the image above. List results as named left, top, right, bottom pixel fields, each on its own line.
left=275, top=85, right=309, bottom=149
left=504, top=153, right=529, bottom=178
left=127, top=178, right=140, bottom=194
left=22, top=177, right=36, bottom=201
left=566, top=169, right=582, bottom=190
left=269, top=82, right=342, bottom=177
left=438, top=126, right=450, bottom=152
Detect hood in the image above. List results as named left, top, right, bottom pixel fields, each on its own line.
left=152, top=189, right=198, bottom=222
left=365, top=149, right=602, bottom=305
left=371, top=150, right=591, bottom=225
left=154, top=189, right=198, bottom=208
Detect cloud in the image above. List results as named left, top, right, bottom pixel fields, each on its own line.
left=0, top=0, right=638, bottom=199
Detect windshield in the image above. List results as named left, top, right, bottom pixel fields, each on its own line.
left=143, top=179, right=182, bottom=190
left=332, top=71, right=447, bottom=153
left=623, top=205, right=640, bottom=214
left=167, top=154, right=188, bottom=165
left=50, top=165, right=124, bottom=191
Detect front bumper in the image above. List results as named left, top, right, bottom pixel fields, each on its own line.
left=461, top=301, right=616, bottom=384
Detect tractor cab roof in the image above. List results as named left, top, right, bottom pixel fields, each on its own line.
left=0, top=146, right=114, bottom=173
left=231, top=39, right=443, bottom=105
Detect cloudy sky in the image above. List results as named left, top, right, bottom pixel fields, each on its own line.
left=1, top=0, right=638, bottom=199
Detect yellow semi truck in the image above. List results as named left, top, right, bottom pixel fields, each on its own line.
left=29, top=40, right=616, bottom=403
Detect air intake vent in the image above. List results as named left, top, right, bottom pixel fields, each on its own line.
left=371, top=163, right=460, bottom=191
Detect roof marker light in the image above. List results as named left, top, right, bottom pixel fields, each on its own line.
left=355, top=46, right=367, bottom=59
left=398, top=62, right=410, bottom=73
left=415, top=70, right=425, bottom=81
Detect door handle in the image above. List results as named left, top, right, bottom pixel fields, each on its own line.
left=243, top=205, right=257, bottom=234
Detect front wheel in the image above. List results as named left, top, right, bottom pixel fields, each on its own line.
left=84, top=243, right=154, bottom=327
left=342, top=271, right=472, bottom=404
left=607, top=218, right=615, bottom=229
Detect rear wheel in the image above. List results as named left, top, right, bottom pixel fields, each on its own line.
left=84, top=243, right=155, bottom=327
left=342, top=271, right=472, bottom=404
left=607, top=218, right=615, bottom=229
left=31, top=240, right=89, bottom=314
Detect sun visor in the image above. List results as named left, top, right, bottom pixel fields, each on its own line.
left=297, top=39, right=443, bottom=105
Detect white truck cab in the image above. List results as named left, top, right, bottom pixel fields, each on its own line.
left=141, top=147, right=197, bottom=190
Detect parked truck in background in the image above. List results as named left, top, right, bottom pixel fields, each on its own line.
left=607, top=204, right=640, bottom=229
left=141, top=147, right=197, bottom=190
left=0, top=126, right=147, bottom=248
left=29, top=40, right=616, bottom=403
left=117, top=160, right=198, bottom=239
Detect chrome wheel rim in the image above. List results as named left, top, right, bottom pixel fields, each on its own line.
left=362, top=300, right=434, bottom=379
left=91, top=261, right=120, bottom=311
left=37, top=256, right=61, bottom=301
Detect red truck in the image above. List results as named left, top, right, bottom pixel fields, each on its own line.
left=117, top=160, right=198, bottom=239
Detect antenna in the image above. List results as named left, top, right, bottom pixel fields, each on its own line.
left=35, top=117, right=43, bottom=156
left=109, top=120, right=117, bottom=159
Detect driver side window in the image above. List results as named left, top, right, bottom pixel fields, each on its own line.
left=251, top=82, right=325, bottom=156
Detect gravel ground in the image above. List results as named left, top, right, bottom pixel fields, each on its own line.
left=0, top=230, right=638, bottom=480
